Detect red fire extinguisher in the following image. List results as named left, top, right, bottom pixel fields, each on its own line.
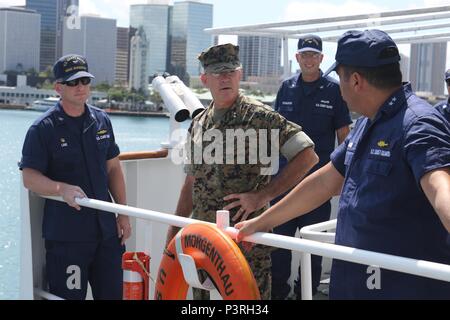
left=122, top=252, right=150, bottom=300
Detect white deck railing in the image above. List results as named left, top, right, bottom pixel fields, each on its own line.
left=299, top=219, right=337, bottom=299
left=41, top=195, right=450, bottom=300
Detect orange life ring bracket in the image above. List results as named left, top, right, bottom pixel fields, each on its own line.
left=155, top=223, right=261, bottom=300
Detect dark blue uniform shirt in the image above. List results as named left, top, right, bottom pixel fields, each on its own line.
left=275, top=72, right=352, bottom=171
left=20, top=102, right=120, bottom=242
left=434, top=98, right=450, bottom=123
left=330, top=83, right=450, bottom=299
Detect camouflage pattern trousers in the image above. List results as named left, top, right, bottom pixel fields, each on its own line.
left=193, top=243, right=272, bottom=300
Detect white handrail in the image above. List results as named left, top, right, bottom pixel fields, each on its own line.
left=299, top=219, right=336, bottom=243
left=42, top=195, right=450, bottom=286
left=34, top=288, right=64, bottom=300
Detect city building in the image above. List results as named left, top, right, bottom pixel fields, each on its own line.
left=0, top=7, right=40, bottom=74
left=116, top=27, right=130, bottom=87
left=169, top=1, right=213, bottom=83
left=57, top=0, right=79, bottom=60
left=26, top=0, right=79, bottom=71
left=130, top=0, right=171, bottom=77
left=129, top=27, right=149, bottom=94
left=238, top=36, right=282, bottom=81
left=62, top=15, right=117, bottom=85
left=410, top=42, right=448, bottom=96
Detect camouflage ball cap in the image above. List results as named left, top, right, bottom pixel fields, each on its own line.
left=198, top=43, right=241, bottom=73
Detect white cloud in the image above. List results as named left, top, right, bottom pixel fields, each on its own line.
left=424, top=0, right=450, bottom=6
left=0, top=0, right=25, bottom=8
left=79, top=1, right=102, bottom=16
left=80, top=0, right=150, bottom=26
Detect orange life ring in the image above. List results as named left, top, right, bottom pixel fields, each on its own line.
left=154, top=223, right=260, bottom=300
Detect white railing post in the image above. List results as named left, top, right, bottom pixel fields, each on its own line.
left=299, top=219, right=337, bottom=300
left=300, top=252, right=313, bottom=300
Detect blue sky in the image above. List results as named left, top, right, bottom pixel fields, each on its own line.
left=2, top=0, right=449, bottom=71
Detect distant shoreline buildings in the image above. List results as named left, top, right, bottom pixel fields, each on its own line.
left=1, top=0, right=215, bottom=90
left=0, top=7, right=41, bottom=74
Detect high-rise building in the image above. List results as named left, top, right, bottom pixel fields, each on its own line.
left=129, top=27, right=149, bottom=94
left=410, top=42, right=447, bottom=96
left=62, top=15, right=117, bottom=85
left=238, top=36, right=282, bottom=81
left=167, top=5, right=173, bottom=77
left=26, top=0, right=79, bottom=71
left=57, top=0, right=79, bottom=60
left=170, top=1, right=213, bottom=83
left=130, top=1, right=171, bottom=77
left=0, top=7, right=40, bottom=74
left=128, top=27, right=138, bottom=83
left=116, top=27, right=130, bottom=87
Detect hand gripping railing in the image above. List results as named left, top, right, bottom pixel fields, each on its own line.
left=42, top=196, right=450, bottom=300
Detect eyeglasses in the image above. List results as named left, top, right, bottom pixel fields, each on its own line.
left=446, top=79, right=450, bottom=86
left=208, top=69, right=240, bottom=78
left=59, top=77, right=91, bottom=87
left=299, top=52, right=321, bottom=59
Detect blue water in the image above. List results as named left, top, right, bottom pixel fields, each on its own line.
left=0, top=109, right=181, bottom=299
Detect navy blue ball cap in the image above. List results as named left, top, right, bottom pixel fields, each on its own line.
left=297, top=34, right=322, bottom=53
left=53, top=54, right=95, bottom=82
left=445, top=69, right=450, bottom=81
left=324, top=29, right=400, bottom=76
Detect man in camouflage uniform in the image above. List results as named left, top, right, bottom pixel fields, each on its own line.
left=165, top=43, right=318, bottom=300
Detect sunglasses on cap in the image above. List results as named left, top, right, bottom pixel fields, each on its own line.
left=59, top=77, right=91, bottom=87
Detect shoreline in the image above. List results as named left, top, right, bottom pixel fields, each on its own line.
left=0, top=104, right=27, bottom=110
left=103, top=108, right=169, bottom=118
left=0, top=104, right=170, bottom=118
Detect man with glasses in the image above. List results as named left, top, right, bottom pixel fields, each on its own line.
left=433, top=69, right=450, bottom=122
left=165, top=43, right=319, bottom=299
left=19, top=54, right=131, bottom=299
left=271, top=34, right=352, bottom=299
